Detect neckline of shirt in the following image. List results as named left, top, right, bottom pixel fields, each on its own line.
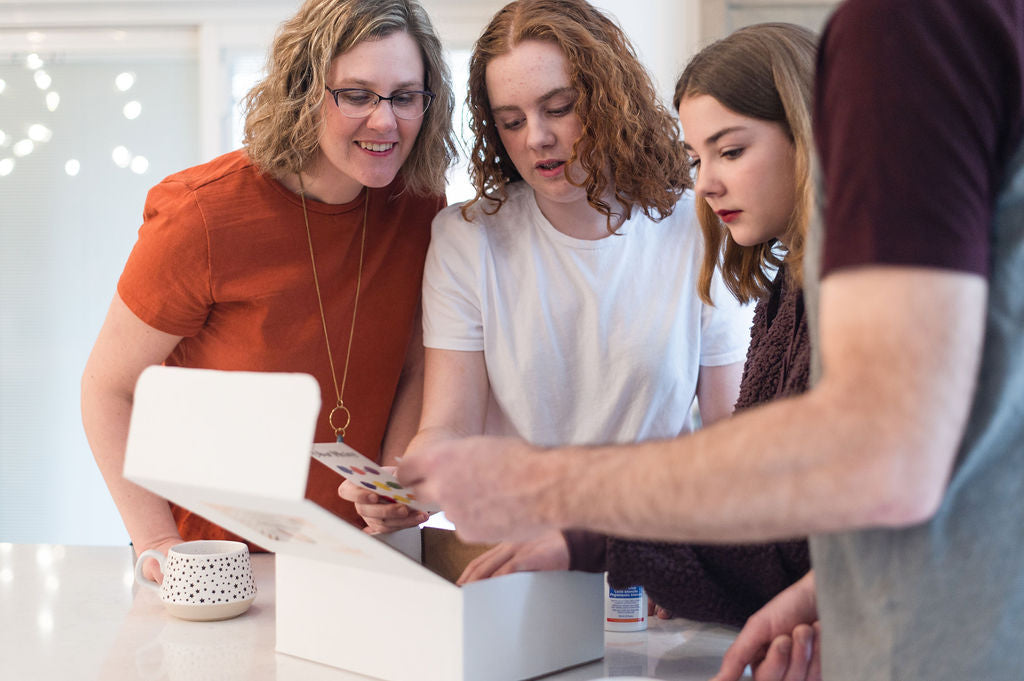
left=521, top=184, right=633, bottom=250
left=261, top=169, right=371, bottom=216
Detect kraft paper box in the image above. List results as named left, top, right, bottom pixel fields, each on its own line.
left=123, top=366, right=604, bottom=681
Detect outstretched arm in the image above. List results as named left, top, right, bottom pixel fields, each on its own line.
left=401, top=266, right=986, bottom=544
left=81, top=294, right=184, bottom=579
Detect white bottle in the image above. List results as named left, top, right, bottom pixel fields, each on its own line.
left=604, top=573, right=648, bottom=631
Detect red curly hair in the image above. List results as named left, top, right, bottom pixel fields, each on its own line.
left=462, top=0, right=690, bottom=229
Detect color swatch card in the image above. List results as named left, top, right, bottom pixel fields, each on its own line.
left=312, top=443, right=440, bottom=514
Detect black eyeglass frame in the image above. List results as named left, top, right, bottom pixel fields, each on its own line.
left=324, top=86, right=436, bottom=120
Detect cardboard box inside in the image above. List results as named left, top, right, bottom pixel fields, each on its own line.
left=421, top=527, right=494, bottom=583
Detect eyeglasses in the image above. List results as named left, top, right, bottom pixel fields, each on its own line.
left=325, top=86, right=435, bottom=120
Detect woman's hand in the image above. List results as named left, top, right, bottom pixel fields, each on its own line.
left=712, top=571, right=820, bottom=681
left=649, top=599, right=675, bottom=620
left=456, top=530, right=570, bottom=585
left=137, top=535, right=184, bottom=584
left=338, top=467, right=429, bottom=534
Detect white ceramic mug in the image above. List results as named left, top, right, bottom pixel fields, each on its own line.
left=134, top=540, right=257, bottom=621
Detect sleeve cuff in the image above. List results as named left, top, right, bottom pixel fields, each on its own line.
left=563, top=529, right=607, bottom=572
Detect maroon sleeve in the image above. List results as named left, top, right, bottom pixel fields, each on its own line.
left=563, top=529, right=607, bottom=572
left=816, top=0, right=1024, bottom=277
left=606, top=538, right=810, bottom=628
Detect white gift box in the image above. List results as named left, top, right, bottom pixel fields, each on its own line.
left=124, top=366, right=604, bottom=681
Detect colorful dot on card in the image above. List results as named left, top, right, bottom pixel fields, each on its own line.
left=393, top=496, right=411, bottom=504
left=360, top=482, right=376, bottom=490
left=373, top=481, right=390, bottom=490
left=386, top=481, right=402, bottom=489
left=365, top=466, right=379, bottom=475
left=351, top=467, right=366, bottom=475
left=337, top=466, right=353, bottom=475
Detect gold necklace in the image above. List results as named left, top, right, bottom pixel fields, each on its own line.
left=298, top=175, right=368, bottom=442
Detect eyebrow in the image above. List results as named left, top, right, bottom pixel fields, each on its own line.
left=683, top=125, right=749, bottom=151
left=334, top=78, right=424, bottom=91
left=491, top=86, right=575, bottom=114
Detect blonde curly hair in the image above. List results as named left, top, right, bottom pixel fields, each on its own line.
left=242, top=0, right=457, bottom=196
left=674, top=23, right=817, bottom=305
left=462, top=0, right=689, bottom=228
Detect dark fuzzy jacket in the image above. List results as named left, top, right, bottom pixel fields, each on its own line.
left=564, top=265, right=811, bottom=628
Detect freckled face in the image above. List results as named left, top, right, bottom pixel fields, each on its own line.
left=310, top=31, right=426, bottom=202
left=485, top=40, right=589, bottom=214
left=679, top=94, right=797, bottom=246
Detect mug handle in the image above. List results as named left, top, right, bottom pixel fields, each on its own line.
left=134, top=549, right=167, bottom=591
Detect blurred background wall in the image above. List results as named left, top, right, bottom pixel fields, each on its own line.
left=0, top=0, right=838, bottom=545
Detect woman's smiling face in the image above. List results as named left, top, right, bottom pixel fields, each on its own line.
left=310, top=31, right=427, bottom=203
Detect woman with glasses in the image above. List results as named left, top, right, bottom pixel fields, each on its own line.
left=81, top=0, right=456, bottom=583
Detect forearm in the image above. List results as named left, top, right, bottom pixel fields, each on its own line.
left=405, top=423, right=480, bottom=456
left=381, top=313, right=426, bottom=466
left=553, top=387, right=932, bottom=542
left=545, top=271, right=985, bottom=543
left=81, top=376, right=181, bottom=550
left=402, top=347, right=490, bottom=458
left=381, top=364, right=424, bottom=466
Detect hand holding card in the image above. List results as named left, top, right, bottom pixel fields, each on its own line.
left=314, top=443, right=441, bottom=515
left=338, top=471, right=430, bottom=534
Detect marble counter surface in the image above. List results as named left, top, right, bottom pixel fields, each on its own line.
left=0, top=544, right=744, bottom=681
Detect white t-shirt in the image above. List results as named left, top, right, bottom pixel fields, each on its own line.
left=422, top=182, right=752, bottom=447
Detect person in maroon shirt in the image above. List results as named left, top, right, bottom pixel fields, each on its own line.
left=715, top=1, right=1024, bottom=679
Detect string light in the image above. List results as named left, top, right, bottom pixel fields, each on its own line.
left=33, top=70, right=51, bottom=90
left=3, top=54, right=157, bottom=182
left=115, top=72, right=135, bottom=91
left=28, top=124, right=52, bottom=143
left=13, top=139, right=34, bottom=157
left=111, top=145, right=131, bottom=168
left=122, top=100, right=141, bottom=120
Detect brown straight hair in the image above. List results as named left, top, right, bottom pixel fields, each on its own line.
left=675, top=23, right=817, bottom=305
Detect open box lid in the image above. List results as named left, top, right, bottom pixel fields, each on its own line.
left=123, top=365, right=449, bottom=586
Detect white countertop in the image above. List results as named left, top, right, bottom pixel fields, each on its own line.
left=0, top=544, right=745, bottom=681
